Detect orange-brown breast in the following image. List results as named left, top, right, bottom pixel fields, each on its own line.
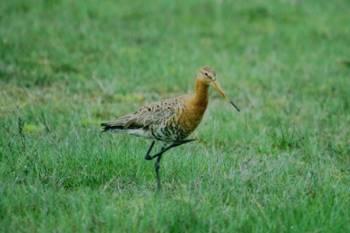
left=178, top=79, right=209, bottom=135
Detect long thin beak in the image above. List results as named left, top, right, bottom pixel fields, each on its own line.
left=211, top=81, right=240, bottom=112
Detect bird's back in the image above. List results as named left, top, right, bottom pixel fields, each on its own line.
left=102, top=95, right=190, bottom=141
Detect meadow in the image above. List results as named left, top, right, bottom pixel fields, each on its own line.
left=1, top=0, right=350, bottom=232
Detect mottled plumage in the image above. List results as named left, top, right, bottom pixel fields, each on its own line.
left=102, top=95, right=189, bottom=141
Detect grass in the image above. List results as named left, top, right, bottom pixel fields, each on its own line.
left=1, top=0, right=350, bottom=232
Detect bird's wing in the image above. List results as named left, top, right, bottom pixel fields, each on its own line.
left=101, top=96, right=184, bottom=131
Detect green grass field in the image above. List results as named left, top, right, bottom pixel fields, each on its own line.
left=1, top=0, right=350, bottom=232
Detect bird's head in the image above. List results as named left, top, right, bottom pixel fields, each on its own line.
left=197, top=66, right=240, bottom=112
left=197, top=66, right=216, bottom=84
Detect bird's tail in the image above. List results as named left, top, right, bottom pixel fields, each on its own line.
left=101, top=114, right=140, bottom=132
left=101, top=122, right=124, bottom=132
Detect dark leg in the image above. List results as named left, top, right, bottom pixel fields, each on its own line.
left=155, top=154, right=163, bottom=190
left=149, top=138, right=196, bottom=160
left=146, top=139, right=196, bottom=190
left=144, top=141, right=155, bottom=160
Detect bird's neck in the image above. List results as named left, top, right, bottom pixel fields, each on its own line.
left=190, top=78, right=209, bottom=108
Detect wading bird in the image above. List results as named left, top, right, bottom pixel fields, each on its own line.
left=101, top=66, right=239, bottom=190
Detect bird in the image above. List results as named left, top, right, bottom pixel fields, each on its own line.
left=101, top=66, right=239, bottom=190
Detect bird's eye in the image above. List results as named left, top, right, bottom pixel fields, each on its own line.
left=204, top=72, right=208, bottom=76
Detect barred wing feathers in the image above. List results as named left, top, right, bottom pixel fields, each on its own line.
left=101, top=96, right=185, bottom=132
